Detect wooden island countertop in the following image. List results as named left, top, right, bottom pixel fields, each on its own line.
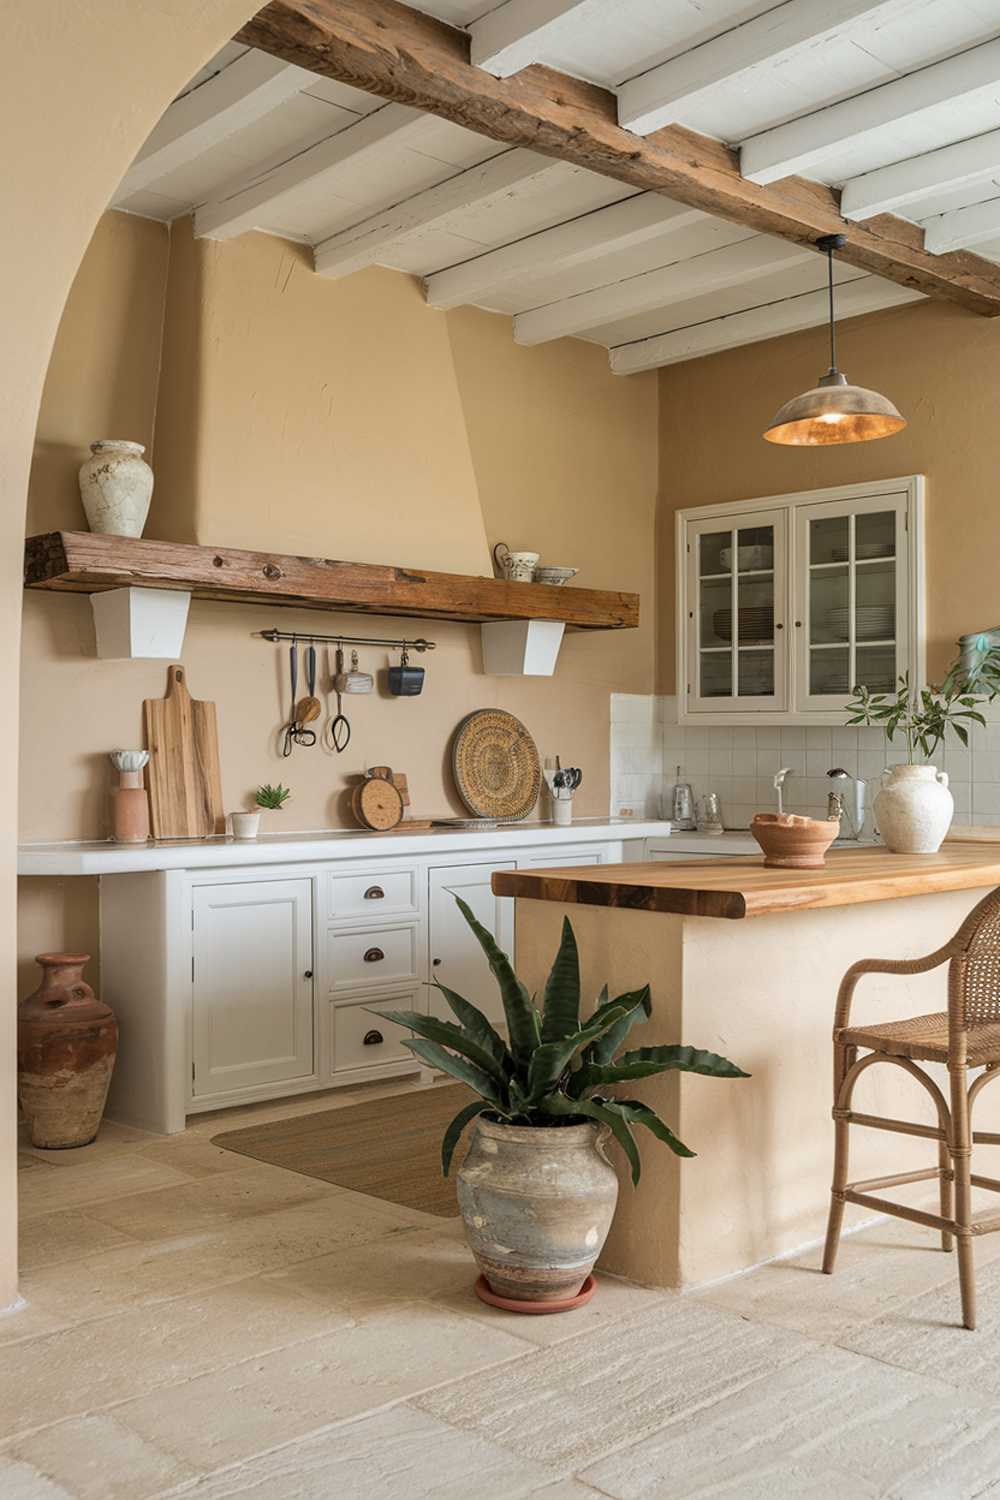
left=491, top=844, right=1000, bottom=920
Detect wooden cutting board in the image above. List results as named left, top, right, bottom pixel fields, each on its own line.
left=143, top=665, right=224, bottom=839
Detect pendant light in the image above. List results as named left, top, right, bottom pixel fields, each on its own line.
left=763, top=234, right=906, bottom=446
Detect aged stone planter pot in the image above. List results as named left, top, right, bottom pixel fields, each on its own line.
left=874, top=765, right=953, bottom=854
left=17, top=954, right=118, bottom=1148
left=456, top=1116, right=619, bottom=1302
left=78, top=439, right=153, bottom=537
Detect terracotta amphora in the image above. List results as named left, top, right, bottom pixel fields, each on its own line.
left=17, top=954, right=118, bottom=1148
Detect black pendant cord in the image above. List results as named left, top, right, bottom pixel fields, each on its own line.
left=817, top=232, right=846, bottom=377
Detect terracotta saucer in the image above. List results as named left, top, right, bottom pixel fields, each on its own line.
left=473, top=1274, right=596, bottom=1315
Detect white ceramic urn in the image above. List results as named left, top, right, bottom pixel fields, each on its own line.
left=78, top=440, right=153, bottom=537
left=873, top=765, right=953, bottom=854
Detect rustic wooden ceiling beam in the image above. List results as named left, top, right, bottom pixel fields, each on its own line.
left=236, top=0, right=1000, bottom=317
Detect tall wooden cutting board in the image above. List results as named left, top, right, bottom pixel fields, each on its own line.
left=143, top=665, right=224, bottom=838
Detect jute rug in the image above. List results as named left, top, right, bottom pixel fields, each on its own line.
left=212, top=1084, right=474, bottom=1217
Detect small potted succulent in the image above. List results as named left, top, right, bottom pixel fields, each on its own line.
left=232, top=782, right=290, bottom=838
left=375, top=898, right=747, bottom=1310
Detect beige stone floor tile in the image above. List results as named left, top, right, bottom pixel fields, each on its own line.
left=431, top=1272, right=673, bottom=1348
left=20, top=1204, right=417, bottom=1327
left=155, top=1405, right=602, bottom=1499
left=0, top=1276, right=358, bottom=1443
left=262, top=1226, right=479, bottom=1314
left=18, top=1154, right=192, bottom=1219
left=0, top=1298, right=69, bottom=1348
left=839, top=1253, right=1000, bottom=1394
left=114, top=1302, right=531, bottom=1473
left=696, top=1216, right=995, bottom=1342
left=0, top=1456, right=73, bottom=1498
left=19, top=1119, right=163, bottom=1165
left=79, top=1162, right=339, bottom=1241
left=7, top=1414, right=198, bottom=1500
left=19, top=1208, right=139, bottom=1274
left=133, top=1139, right=250, bottom=1179
left=415, top=1299, right=813, bottom=1472
left=581, top=1344, right=1000, bottom=1499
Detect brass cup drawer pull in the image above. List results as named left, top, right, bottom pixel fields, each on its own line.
left=364, top=885, right=385, bottom=901
left=363, top=946, right=385, bottom=964
left=363, top=1028, right=384, bottom=1046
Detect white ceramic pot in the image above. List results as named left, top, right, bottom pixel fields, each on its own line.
left=78, top=440, right=154, bottom=537
left=873, top=765, right=953, bottom=854
left=231, top=811, right=261, bottom=839
left=456, top=1117, right=619, bottom=1302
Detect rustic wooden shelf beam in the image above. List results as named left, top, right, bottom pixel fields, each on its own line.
left=24, top=533, right=639, bottom=632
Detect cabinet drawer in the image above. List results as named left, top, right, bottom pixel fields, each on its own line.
left=325, top=867, right=419, bottom=922
left=327, top=922, right=420, bottom=993
left=332, top=996, right=417, bottom=1072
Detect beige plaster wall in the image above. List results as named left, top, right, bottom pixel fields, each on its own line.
left=1, top=0, right=259, bottom=1311
left=657, top=298, right=1000, bottom=692
left=18, top=211, right=658, bottom=995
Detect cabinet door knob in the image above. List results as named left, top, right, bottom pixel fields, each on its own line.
left=432, top=957, right=442, bottom=967
left=364, top=947, right=385, bottom=964
left=304, top=970, right=313, bottom=979
left=364, top=885, right=385, bottom=900
left=363, top=1028, right=383, bottom=1046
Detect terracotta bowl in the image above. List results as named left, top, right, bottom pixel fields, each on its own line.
left=750, top=813, right=840, bottom=869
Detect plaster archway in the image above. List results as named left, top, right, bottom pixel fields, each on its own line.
left=1, top=0, right=260, bottom=1308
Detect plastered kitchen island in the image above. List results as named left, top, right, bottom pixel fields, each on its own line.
left=493, top=846, right=1000, bottom=1290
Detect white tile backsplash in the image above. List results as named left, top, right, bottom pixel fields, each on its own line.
left=611, top=693, right=1000, bottom=830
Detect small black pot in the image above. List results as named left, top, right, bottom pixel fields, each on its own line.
left=388, top=664, right=425, bottom=696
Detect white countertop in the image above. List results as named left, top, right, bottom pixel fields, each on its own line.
left=17, top=818, right=673, bottom=876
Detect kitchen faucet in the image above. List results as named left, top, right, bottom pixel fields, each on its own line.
left=773, top=766, right=794, bottom=815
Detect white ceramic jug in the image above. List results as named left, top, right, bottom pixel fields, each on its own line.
left=873, top=764, right=953, bottom=854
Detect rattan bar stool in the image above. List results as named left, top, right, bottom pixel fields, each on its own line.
left=823, top=886, right=1000, bottom=1330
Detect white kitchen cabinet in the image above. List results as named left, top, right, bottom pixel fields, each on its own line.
left=428, top=861, right=515, bottom=1025
left=191, top=879, right=315, bottom=1102
left=677, top=476, right=923, bottom=725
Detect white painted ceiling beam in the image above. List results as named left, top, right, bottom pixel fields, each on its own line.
left=842, top=129, right=1000, bottom=221
left=513, top=235, right=816, bottom=345
left=609, top=276, right=923, bottom=373
left=741, top=37, right=1000, bottom=186
left=469, top=0, right=592, bottom=78
left=194, top=103, right=422, bottom=239
left=314, top=149, right=559, bottom=278
left=922, top=196, right=1000, bottom=255
left=424, top=193, right=704, bottom=310
left=618, top=0, right=899, bottom=137
left=114, top=52, right=313, bottom=203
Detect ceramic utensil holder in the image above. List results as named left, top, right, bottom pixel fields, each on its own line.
left=231, top=811, right=261, bottom=838
left=109, top=750, right=150, bottom=843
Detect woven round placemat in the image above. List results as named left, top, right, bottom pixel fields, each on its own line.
left=451, top=709, right=541, bottom=820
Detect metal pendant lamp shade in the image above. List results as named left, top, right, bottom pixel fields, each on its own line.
left=764, top=235, right=906, bottom=446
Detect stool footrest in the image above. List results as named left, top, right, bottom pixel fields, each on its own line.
left=849, top=1166, right=942, bottom=1194
left=845, top=1111, right=945, bottom=1142
left=843, top=1189, right=952, bottom=1234
left=969, top=1173, right=1000, bottom=1194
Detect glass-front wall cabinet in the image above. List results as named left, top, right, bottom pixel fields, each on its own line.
left=680, top=480, right=920, bottom=723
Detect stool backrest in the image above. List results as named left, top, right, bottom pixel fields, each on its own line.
left=951, top=887, right=1000, bottom=1029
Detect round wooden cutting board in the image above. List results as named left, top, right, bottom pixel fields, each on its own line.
left=451, top=709, right=541, bottom=821
left=353, top=776, right=404, bottom=831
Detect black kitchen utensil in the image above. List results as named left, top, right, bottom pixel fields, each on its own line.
left=328, top=646, right=351, bottom=752
left=388, top=645, right=425, bottom=697
left=282, top=640, right=317, bottom=755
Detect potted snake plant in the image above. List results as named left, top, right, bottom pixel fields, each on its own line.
left=374, top=898, right=747, bottom=1308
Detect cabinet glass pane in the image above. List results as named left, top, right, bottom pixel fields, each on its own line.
left=810, top=515, right=849, bottom=565
left=856, top=510, right=895, bottom=561
left=700, top=651, right=733, bottom=698
left=856, top=558, right=895, bottom=642
left=733, top=525, right=775, bottom=573
left=811, top=647, right=849, bottom=696
left=738, top=649, right=774, bottom=697
left=737, top=574, right=775, bottom=644
left=700, top=577, right=733, bottom=649
left=699, top=530, right=731, bottom=578
left=810, top=563, right=849, bottom=645
left=856, top=645, right=896, bottom=693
